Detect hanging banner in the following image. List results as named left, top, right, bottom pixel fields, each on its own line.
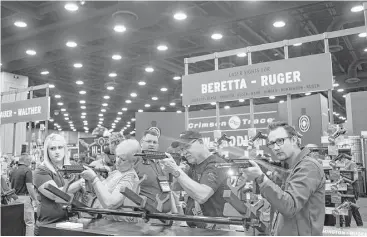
left=182, top=53, right=333, bottom=105
left=0, top=97, right=50, bottom=124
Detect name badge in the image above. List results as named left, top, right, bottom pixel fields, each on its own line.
left=158, top=176, right=171, bottom=193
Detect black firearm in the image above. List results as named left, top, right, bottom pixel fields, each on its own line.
left=58, top=165, right=110, bottom=177
left=250, top=131, right=268, bottom=142
left=217, top=133, right=232, bottom=145
left=215, top=160, right=252, bottom=169
left=134, top=150, right=184, bottom=165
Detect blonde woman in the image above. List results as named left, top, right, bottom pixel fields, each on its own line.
left=33, top=134, right=85, bottom=235
left=81, top=139, right=140, bottom=222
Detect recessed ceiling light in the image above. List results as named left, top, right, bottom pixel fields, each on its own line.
left=127, top=121, right=131, bottom=124
left=112, top=123, right=116, bottom=126
left=107, top=86, right=114, bottom=90
left=49, top=118, right=54, bottom=122
left=74, top=63, right=83, bottom=68
left=351, top=5, right=363, bottom=12
left=269, top=96, right=276, bottom=99
left=122, top=107, right=128, bottom=111
left=224, top=105, right=230, bottom=109
left=358, top=32, right=367, bottom=37
left=80, top=100, right=85, bottom=104
left=26, top=49, right=36, bottom=55
left=49, top=84, right=55, bottom=88
left=99, top=117, right=104, bottom=120
left=279, top=100, right=285, bottom=103
left=138, top=109, right=143, bottom=113
left=125, top=100, right=132, bottom=104
left=364, top=48, right=367, bottom=52
left=14, top=21, right=27, bottom=27
left=239, top=99, right=245, bottom=102
left=145, top=104, right=150, bottom=108
left=180, top=93, right=183, bottom=96
left=76, top=80, right=84, bottom=85
left=273, top=21, right=286, bottom=28
left=157, top=45, right=168, bottom=51
left=102, top=103, right=108, bottom=106
left=40, top=71, right=49, bottom=75
left=64, top=3, right=79, bottom=11
left=138, top=81, right=146, bottom=86
left=130, top=93, right=137, bottom=97
left=173, top=12, right=187, bottom=20
left=160, top=87, right=168, bottom=92
left=343, top=94, right=347, bottom=98
left=210, top=102, right=216, bottom=105
left=81, top=112, right=86, bottom=115
left=177, top=110, right=182, bottom=113
left=337, top=88, right=344, bottom=92
left=145, top=67, right=154, bottom=72
left=103, top=95, right=110, bottom=99
left=64, top=113, right=69, bottom=117
left=293, top=43, right=302, bottom=46
left=98, top=114, right=103, bottom=117
left=305, top=92, right=311, bottom=96
left=237, top=52, right=247, bottom=57
left=131, top=118, right=136, bottom=121
left=57, top=102, right=63, bottom=106
left=79, top=90, right=86, bottom=94
left=114, top=24, right=126, bottom=33
left=109, top=73, right=117, bottom=77
left=333, top=83, right=339, bottom=87
left=170, top=102, right=176, bottom=106
left=80, top=106, right=86, bottom=109
left=65, top=117, right=69, bottom=121
left=66, top=41, right=77, bottom=47
left=112, top=54, right=122, bottom=60
left=173, top=76, right=181, bottom=80
left=55, top=95, right=61, bottom=99
left=98, top=121, right=103, bottom=124
left=61, top=108, right=66, bottom=112
left=211, top=33, right=223, bottom=40
left=160, top=107, right=166, bottom=111
left=118, top=111, right=122, bottom=115
left=152, top=97, right=158, bottom=101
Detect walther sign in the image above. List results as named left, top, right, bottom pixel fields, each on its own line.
left=0, top=97, right=50, bottom=124
left=182, top=53, right=333, bottom=105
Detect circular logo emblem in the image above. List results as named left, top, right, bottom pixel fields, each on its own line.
left=148, top=127, right=161, bottom=138
left=97, top=137, right=106, bottom=146
left=228, top=116, right=241, bottom=129
left=299, top=115, right=311, bottom=133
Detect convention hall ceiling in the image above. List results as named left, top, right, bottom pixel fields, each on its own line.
left=1, top=1, right=366, bottom=134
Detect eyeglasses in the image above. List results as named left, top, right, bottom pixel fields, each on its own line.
left=142, top=139, right=158, bottom=145
left=181, top=139, right=198, bottom=150
left=266, top=137, right=291, bottom=149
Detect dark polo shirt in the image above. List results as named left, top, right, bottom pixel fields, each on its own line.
left=10, top=164, right=32, bottom=195
left=134, top=157, right=171, bottom=213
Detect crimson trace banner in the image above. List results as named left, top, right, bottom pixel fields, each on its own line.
left=182, top=53, right=333, bottom=105
left=1, top=97, right=50, bottom=124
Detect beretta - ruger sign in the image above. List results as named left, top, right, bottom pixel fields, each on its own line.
left=0, top=97, right=50, bottom=124
left=182, top=53, right=333, bottom=106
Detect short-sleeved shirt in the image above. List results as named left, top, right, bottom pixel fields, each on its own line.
left=134, top=158, right=171, bottom=213
left=187, top=154, right=229, bottom=217
left=33, top=165, right=68, bottom=224
left=10, top=164, right=32, bottom=195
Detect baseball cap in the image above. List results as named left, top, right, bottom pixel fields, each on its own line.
left=171, top=130, right=202, bottom=148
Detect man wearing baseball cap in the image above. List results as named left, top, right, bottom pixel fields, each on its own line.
left=161, top=130, right=229, bottom=229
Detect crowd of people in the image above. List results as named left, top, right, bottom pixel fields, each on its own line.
left=1, top=121, right=363, bottom=236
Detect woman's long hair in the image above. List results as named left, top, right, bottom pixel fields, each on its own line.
left=42, top=133, right=70, bottom=174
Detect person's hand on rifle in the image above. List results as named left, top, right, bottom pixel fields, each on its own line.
left=81, top=166, right=98, bottom=182
left=161, top=153, right=180, bottom=174
left=242, top=160, right=264, bottom=182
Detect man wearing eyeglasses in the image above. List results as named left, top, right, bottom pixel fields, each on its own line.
left=134, top=130, right=173, bottom=213
left=160, top=130, right=230, bottom=229
left=242, top=121, right=326, bottom=235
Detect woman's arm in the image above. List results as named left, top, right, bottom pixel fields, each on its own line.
left=92, top=174, right=135, bottom=209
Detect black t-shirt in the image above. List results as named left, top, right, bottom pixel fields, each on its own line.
left=187, top=154, right=229, bottom=217
left=10, top=164, right=32, bottom=195
left=134, top=157, right=171, bottom=213
left=33, top=165, right=68, bottom=224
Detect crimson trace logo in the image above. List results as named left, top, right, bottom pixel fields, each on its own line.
left=299, top=115, right=311, bottom=133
